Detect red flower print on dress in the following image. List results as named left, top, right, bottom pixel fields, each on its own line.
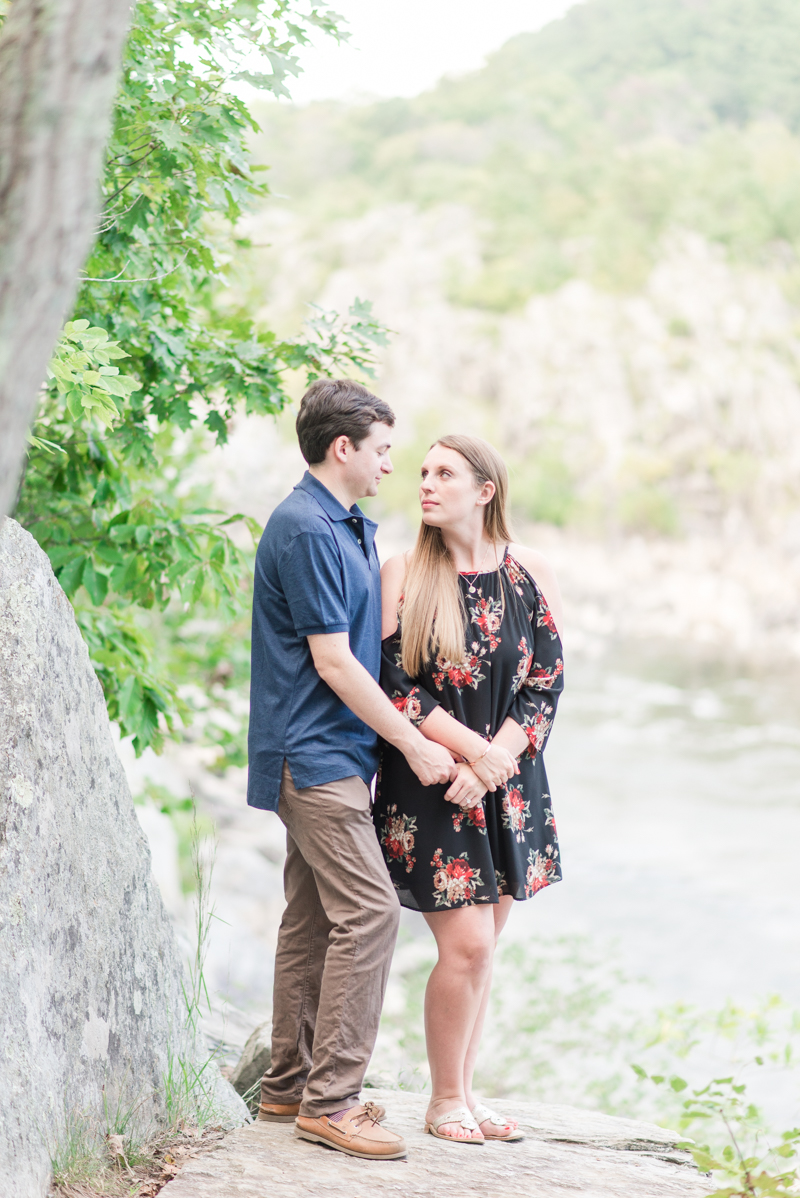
left=536, top=596, right=559, bottom=639
left=469, top=595, right=503, bottom=651
left=452, top=803, right=487, bottom=835
left=431, top=848, right=484, bottom=907
left=512, top=637, right=534, bottom=694
left=504, top=554, right=527, bottom=596
left=525, top=848, right=557, bottom=896
left=380, top=805, right=417, bottom=873
left=391, top=686, right=424, bottom=726
left=522, top=704, right=554, bottom=757
left=432, top=651, right=486, bottom=692
left=526, top=658, right=564, bottom=690
left=501, top=785, right=531, bottom=843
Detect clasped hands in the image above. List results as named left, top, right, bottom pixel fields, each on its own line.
left=444, top=741, right=519, bottom=811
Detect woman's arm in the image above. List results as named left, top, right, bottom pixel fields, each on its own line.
left=379, top=553, right=518, bottom=787
left=380, top=553, right=407, bottom=640
left=489, top=715, right=530, bottom=758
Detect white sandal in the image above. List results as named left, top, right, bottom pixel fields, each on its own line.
left=471, top=1102, right=525, bottom=1141
left=425, top=1107, right=485, bottom=1143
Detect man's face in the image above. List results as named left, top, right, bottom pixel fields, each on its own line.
left=345, top=421, right=394, bottom=499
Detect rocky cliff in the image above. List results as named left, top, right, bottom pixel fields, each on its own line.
left=0, top=518, right=246, bottom=1196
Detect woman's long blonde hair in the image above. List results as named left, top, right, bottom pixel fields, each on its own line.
left=399, top=434, right=513, bottom=678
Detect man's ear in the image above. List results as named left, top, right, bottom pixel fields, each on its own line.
left=328, top=435, right=351, bottom=465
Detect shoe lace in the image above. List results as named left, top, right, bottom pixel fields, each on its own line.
left=360, top=1101, right=381, bottom=1126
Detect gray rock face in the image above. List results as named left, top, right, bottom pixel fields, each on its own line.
left=230, top=1021, right=271, bottom=1111
left=161, top=1088, right=708, bottom=1198
left=0, top=519, right=246, bottom=1197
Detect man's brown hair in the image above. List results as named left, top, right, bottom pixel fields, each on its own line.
left=295, top=379, right=395, bottom=465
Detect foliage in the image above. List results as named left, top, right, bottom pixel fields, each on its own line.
left=248, top=0, right=800, bottom=309
left=506, top=0, right=800, bottom=131
left=9, top=0, right=390, bottom=753
left=636, top=1065, right=800, bottom=1197
left=163, top=810, right=233, bottom=1130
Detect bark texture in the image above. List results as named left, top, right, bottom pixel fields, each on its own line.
left=0, top=0, right=134, bottom=518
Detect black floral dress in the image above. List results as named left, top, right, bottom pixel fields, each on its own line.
left=374, top=548, right=564, bottom=912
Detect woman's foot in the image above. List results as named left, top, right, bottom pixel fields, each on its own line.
left=425, top=1097, right=484, bottom=1142
left=470, top=1101, right=524, bottom=1141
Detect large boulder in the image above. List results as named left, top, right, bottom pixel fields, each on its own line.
left=0, top=519, right=246, bottom=1197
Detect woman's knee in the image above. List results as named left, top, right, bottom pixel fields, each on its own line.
left=437, top=926, right=494, bottom=977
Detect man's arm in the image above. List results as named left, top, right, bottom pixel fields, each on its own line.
left=307, top=632, right=458, bottom=787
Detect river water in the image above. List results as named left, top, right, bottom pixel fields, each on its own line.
left=527, top=644, right=800, bottom=1007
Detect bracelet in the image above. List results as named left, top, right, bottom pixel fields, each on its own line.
left=466, top=742, right=491, bottom=767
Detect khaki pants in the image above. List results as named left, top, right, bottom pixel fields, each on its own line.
left=261, top=762, right=400, bottom=1118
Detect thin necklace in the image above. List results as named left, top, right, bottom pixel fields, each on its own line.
left=461, top=540, right=496, bottom=593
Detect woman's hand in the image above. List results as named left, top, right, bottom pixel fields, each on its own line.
left=470, top=742, right=519, bottom=790
left=444, top=763, right=488, bottom=809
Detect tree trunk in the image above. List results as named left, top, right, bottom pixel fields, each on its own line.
left=0, top=0, right=134, bottom=519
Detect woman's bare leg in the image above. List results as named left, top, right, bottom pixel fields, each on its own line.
left=422, top=904, right=496, bottom=1140
left=462, top=895, right=517, bottom=1136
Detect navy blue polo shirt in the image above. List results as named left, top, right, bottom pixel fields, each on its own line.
left=246, top=471, right=381, bottom=812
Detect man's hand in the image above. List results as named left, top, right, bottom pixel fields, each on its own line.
left=470, top=742, right=519, bottom=791
left=404, top=736, right=459, bottom=787
left=445, top=763, right=488, bottom=809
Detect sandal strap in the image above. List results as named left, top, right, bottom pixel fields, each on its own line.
left=472, top=1103, right=511, bottom=1127
left=433, top=1107, right=480, bottom=1132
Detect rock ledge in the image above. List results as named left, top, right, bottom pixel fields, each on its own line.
left=162, top=1088, right=707, bottom=1198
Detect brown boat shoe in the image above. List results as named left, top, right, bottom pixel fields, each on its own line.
left=258, top=1100, right=301, bottom=1123
left=295, top=1101, right=406, bottom=1160
left=259, top=1099, right=387, bottom=1124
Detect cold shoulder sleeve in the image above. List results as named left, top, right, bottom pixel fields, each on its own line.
left=505, top=580, right=564, bottom=760
left=379, top=628, right=442, bottom=728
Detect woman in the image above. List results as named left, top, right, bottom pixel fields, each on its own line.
left=374, top=434, right=564, bottom=1144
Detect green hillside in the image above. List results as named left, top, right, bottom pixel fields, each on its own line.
left=248, top=0, right=800, bottom=309
left=509, top=0, right=800, bottom=129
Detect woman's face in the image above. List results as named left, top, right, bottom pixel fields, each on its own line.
left=419, top=444, right=495, bottom=530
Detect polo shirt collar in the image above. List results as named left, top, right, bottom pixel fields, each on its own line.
left=296, top=471, right=378, bottom=557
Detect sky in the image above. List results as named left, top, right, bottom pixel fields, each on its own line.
left=285, top=0, right=580, bottom=104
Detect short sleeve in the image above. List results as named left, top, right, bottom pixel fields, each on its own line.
left=379, top=629, right=441, bottom=728
left=277, top=529, right=350, bottom=637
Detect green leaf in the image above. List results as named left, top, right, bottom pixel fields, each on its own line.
left=205, top=410, right=228, bottom=442
left=95, top=373, right=141, bottom=398
left=50, top=360, right=76, bottom=385
left=58, top=556, right=86, bottom=596
left=47, top=545, right=76, bottom=571
left=28, top=435, right=66, bottom=455
left=82, top=560, right=109, bottom=606
left=66, top=389, right=85, bottom=421
left=118, top=674, right=142, bottom=724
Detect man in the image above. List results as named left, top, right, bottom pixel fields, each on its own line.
left=247, top=378, right=456, bottom=1160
